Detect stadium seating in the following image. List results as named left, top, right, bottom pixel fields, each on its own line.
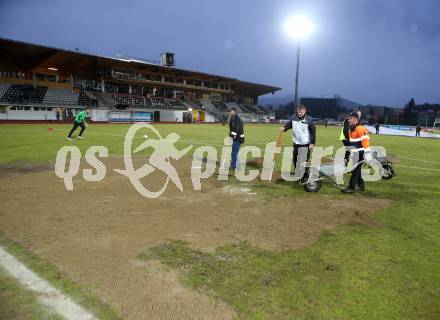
left=211, top=100, right=228, bottom=111
left=151, top=97, right=166, bottom=108
left=200, top=100, right=220, bottom=114
left=0, top=80, right=265, bottom=116
left=78, top=90, right=98, bottom=107
left=43, top=87, right=79, bottom=105
left=0, top=83, right=11, bottom=100
left=110, top=93, right=145, bottom=108
left=94, top=93, right=186, bottom=110
left=240, top=104, right=256, bottom=113
left=93, top=91, right=116, bottom=108
left=225, top=102, right=245, bottom=113
left=243, top=104, right=266, bottom=114
left=165, top=99, right=187, bottom=110
left=1, top=84, right=47, bottom=104
left=224, top=102, right=265, bottom=114
left=184, top=100, right=203, bottom=110
left=144, top=97, right=153, bottom=108
left=257, top=105, right=268, bottom=114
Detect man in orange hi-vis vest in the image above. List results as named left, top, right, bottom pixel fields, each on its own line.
left=341, top=112, right=371, bottom=193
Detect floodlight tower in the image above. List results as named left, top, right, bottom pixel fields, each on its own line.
left=284, top=16, right=314, bottom=109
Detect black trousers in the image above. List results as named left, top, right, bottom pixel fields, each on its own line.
left=342, top=140, right=351, bottom=163
left=68, top=121, right=85, bottom=138
left=293, top=144, right=311, bottom=179
left=349, top=151, right=365, bottom=189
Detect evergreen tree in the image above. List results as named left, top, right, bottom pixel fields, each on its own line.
left=403, top=98, right=416, bottom=121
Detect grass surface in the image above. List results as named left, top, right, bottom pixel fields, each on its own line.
left=0, top=233, right=120, bottom=320
left=0, top=267, right=62, bottom=320
left=0, top=123, right=439, bottom=164
left=1, top=122, right=440, bottom=319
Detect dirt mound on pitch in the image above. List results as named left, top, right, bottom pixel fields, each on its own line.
left=0, top=157, right=388, bottom=320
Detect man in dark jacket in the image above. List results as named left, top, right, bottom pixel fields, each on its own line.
left=340, top=111, right=361, bottom=166
left=340, top=116, right=351, bottom=165
left=341, top=112, right=370, bottom=193
left=228, top=107, right=244, bottom=169
left=281, top=104, right=316, bottom=182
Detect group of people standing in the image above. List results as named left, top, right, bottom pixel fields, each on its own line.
left=227, top=105, right=370, bottom=193
left=66, top=105, right=372, bottom=193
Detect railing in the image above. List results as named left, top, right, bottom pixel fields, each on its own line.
left=108, top=74, right=231, bottom=93
left=0, top=77, right=72, bottom=89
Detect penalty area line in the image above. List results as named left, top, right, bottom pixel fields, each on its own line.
left=0, top=245, right=97, bottom=320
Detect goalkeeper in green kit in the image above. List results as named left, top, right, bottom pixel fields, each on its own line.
left=67, top=108, right=90, bottom=141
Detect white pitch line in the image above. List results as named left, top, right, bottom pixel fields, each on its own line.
left=56, top=128, right=272, bottom=148
left=394, top=164, right=440, bottom=173
left=56, top=128, right=226, bottom=146
left=398, top=156, right=440, bottom=165
left=0, top=245, right=97, bottom=320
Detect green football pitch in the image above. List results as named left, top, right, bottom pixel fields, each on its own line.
left=0, top=122, right=439, bottom=320
left=0, top=122, right=439, bottom=163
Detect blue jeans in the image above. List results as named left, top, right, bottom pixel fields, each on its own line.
left=230, top=140, right=240, bottom=169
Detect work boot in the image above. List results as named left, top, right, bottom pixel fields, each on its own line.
left=341, top=187, right=355, bottom=193
left=300, top=172, right=309, bottom=183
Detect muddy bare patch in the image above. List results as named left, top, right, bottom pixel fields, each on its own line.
left=0, top=162, right=53, bottom=177
left=0, top=157, right=389, bottom=319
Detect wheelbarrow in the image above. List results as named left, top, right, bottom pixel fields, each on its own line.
left=373, top=154, right=396, bottom=180
left=301, top=154, right=396, bottom=192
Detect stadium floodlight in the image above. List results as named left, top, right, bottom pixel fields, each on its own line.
left=284, top=15, right=314, bottom=40
left=284, top=15, right=314, bottom=109
left=188, top=108, right=193, bottom=112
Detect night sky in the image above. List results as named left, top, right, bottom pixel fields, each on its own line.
left=1, top=0, right=439, bottom=106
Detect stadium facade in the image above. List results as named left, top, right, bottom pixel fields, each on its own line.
left=0, top=38, right=281, bottom=122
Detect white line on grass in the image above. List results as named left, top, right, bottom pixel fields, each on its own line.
left=0, top=245, right=97, bottom=320
left=398, top=156, right=440, bottom=165
left=56, top=128, right=269, bottom=148
left=394, top=164, right=440, bottom=173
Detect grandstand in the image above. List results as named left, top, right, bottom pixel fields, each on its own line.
left=42, top=87, right=79, bottom=106
left=0, top=38, right=280, bottom=122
